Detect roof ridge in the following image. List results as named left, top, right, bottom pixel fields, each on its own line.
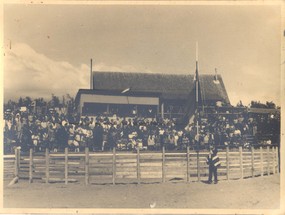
left=93, top=71, right=219, bottom=76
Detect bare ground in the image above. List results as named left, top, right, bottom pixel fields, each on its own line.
left=3, top=175, right=280, bottom=209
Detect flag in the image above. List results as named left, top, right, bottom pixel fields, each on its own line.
left=121, top=88, right=130, bottom=94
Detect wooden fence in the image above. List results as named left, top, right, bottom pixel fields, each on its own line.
left=4, top=146, right=279, bottom=185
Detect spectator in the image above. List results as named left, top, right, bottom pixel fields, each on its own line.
left=93, top=122, right=104, bottom=151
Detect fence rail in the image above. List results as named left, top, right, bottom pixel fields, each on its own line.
left=4, top=146, right=279, bottom=185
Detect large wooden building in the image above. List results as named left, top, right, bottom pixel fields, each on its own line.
left=75, top=71, right=230, bottom=122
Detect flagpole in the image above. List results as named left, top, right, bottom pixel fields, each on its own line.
left=195, top=42, right=201, bottom=181
left=195, top=42, right=199, bottom=139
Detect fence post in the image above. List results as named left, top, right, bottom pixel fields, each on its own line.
left=29, top=148, right=33, bottom=183
left=267, top=146, right=270, bottom=176
left=112, top=147, right=116, bottom=185
left=239, top=146, right=243, bottom=179
left=275, top=147, right=279, bottom=174
left=45, top=148, right=49, bottom=183
left=260, top=146, right=263, bottom=177
left=226, top=146, right=230, bottom=180
left=162, top=146, right=165, bottom=183
left=272, top=147, right=275, bottom=175
left=14, top=148, right=19, bottom=178
left=85, top=147, right=89, bottom=185
left=65, top=147, right=68, bottom=184
left=187, top=146, right=190, bottom=183
left=251, top=146, right=254, bottom=178
left=137, top=146, right=141, bottom=184
left=197, top=149, right=200, bottom=182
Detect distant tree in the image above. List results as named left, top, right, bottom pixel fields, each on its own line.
left=66, top=94, right=75, bottom=114
left=20, top=96, right=33, bottom=112
left=23, top=96, right=32, bottom=107
left=236, top=100, right=244, bottom=107
left=49, top=94, right=61, bottom=108
left=4, top=99, right=17, bottom=111
left=35, top=97, right=47, bottom=107
left=250, top=101, right=277, bottom=109
left=62, top=95, right=66, bottom=107
left=266, top=101, right=276, bottom=109
left=18, top=97, right=24, bottom=107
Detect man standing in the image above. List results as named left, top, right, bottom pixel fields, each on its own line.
left=206, top=145, right=221, bottom=184
left=93, top=122, right=104, bottom=151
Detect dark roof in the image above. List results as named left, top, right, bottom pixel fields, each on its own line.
left=93, top=71, right=230, bottom=104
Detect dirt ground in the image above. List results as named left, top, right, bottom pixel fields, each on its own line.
left=3, top=175, right=280, bottom=209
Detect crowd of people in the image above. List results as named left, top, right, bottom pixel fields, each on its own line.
left=3, top=108, right=279, bottom=154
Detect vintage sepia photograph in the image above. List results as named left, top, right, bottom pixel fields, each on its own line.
left=1, top=1, right=283, bottom=214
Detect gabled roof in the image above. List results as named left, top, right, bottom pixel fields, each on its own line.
left=93, top=71, right=230, bottom=104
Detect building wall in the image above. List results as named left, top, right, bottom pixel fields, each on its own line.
left=78, top=94, right=159, bottom=115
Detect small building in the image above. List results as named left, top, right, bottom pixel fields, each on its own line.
left=75, top=71, right=230, bottom=121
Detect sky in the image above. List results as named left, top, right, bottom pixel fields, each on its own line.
left=3, top=3, right=282, bottom=106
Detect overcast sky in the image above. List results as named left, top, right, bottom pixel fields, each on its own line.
left=3, top=3, right=281, bottom=106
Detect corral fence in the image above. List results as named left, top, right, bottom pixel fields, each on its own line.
left=4, top=145, right=279, bottom=185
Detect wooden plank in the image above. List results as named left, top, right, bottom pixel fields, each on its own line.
left=165, top=152, right=187, bottom=156
left=141, top=174, right=165, bottom=179
left=164, top=157, right=187, bottom=161
left=116, top=172, right=137, bottom=179
left=140, top=163, right=162, bottom=167
left=115, top=162, right=137, bottom=167
left=92, top=177, right=116, bottom=183
left=89, top=157, right=113, bottom=161
left=165, top=162, right=187, bottom=167
left=115, top=155, right=137, bottom=159
left=140, top=154, right=163, bottom=158
left=65, top=148, right=68, bottom=184
left=140, top=159, right=163, bottom=163
left=89, top=170, right=112, bottom=175
left=140, top=168, right=163, bottom=173
left=4, top=155, right=15, bottom=159
left=113, top=154, right=137, bottom=162
left=41, top=178, right=78, bottom=183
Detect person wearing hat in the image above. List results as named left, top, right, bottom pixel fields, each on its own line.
left=206, top=145, right=221, bottom=184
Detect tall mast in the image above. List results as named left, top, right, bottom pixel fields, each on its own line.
left=195, top=42, right=199, bottom=136
left=195, top=42, right=200, bottom=181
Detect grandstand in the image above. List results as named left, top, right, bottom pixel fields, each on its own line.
left=75, top=71, right=230, bottom=125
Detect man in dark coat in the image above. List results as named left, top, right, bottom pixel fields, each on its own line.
left=56, top=124, right=68, bottom=151
left=93, top=123, right=104, bottom=151
left=21, top=122, right=32, bottom=152
left=206, top=145, right=221, bottom=184
left=106, top=126, right=117, bottom=150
